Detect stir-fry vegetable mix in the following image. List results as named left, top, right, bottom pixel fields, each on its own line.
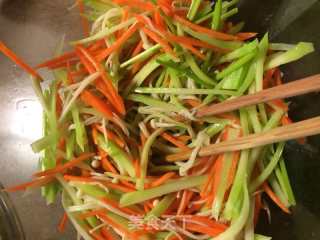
left=0, top=0, right=315, bottom=239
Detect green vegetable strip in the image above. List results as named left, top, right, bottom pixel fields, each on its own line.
left=255, top=33, right=269, bottom=92
left=145, top=193, right=176, bottom=219
left=237, top=62, right=256, bottom=95
left=216, top=52, right=256, bottom=80
left=212, top=181, right=250, bottom=240
left=254, top=234, right=272, bottom=240
left=212, top=0, right=222, bottom=30
left=182, top=27, right=243, bottom=50
left=212, top=128, right=240, bottom=219
left=250, top=142, right=285, bottom=192
left=219, top=40, right=258, bottom=64
left=222, top=0, right=239, bottom=10
left=120, top=175, right=206, bottom=207
left=136, top=128, right=165, bottom=190
left=185, top=53, right=217, bottom=86
left=228, top=21, right=245, bottom=34
left=72, top=106, right=88, bottom=152
left=128, top=94, right=184, bottom=112
left=223, top=109, right=249, bottom=220
left=221, top=8, right=239, bottom=21
left=120, top=44, right=161, bottom=68
left=279, top=158, right=296, bottom=205
left=187, top=0, right=201, bottom=21
left=97, top=134, right=136, bottom=178
left=72, top=18, right=136, bottom=44
left=265, top=42, right=314, bottom=70
left=135, top=87, right=238, bottom=96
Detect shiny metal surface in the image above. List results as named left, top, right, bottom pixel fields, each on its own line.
left=0, top=0, right=319, bottom=240
left=0, top=0, right=80, bottom=239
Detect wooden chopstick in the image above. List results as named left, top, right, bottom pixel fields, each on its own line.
left=166, top=116, right=320, bottom=162
left=196, top=74, right=320, bottom=117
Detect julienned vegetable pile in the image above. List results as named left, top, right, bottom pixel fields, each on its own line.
left=0, top=0, right=315, bottom=239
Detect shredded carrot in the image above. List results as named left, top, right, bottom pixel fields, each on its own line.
left=263, top=182, right=291, bottom=214
left=101, top=227, right=114, bottom=240
left=175, top=135, right=192, bottom=143
left=150, top=172, right=176, bottom=188
left=174, top=15, right=238, bottom=41
left=113, top=0, right=156, bottom=11
left=63, top=175, right=135, bottom=192
left=236, top=32, right=258, bottom=41
left=76, top=45, right=126, bottom=115
left=101, top=197, right=143, bottom=215
left=4, top=176, right=55, bottom=192
left=77, top=0, right=90, bottom=37
left=131, top=40, right=144, bottom=57
left=158, top=0, right=174, bottom=16
left=88, top=39, right=106, bottom=52
left=96, top=22, right=142, bottom=61
left=181, top=43, right=206, bottom=60
left=97, top=212, right=139, bottom=239
left=101, top=157, right=118, bottom=174
left=185, top=222, right=225, bottom=237
left=33, top=152, right=95, bottom=177
left=160, top=132, right=190, bottom=150
left=263, top=68, right=276, bottom=89
left=274, top=68, right=283, bottom=86
left=36, top=51, right=77, bottom=69
left=177, top=190, right=193, bottom=215
left=227, top=151, right=240, bottom=189
left=141, top=27, right=177, bottom=58
left=134, top=159, right=141, bottom=177
left=140, top=131, right=147, bottom=146
left=95, top=124, right=125, bottom=148
left=58, top=212, right=68, bottom=233
left=166, top=34, right=229, bottom=53
left=153, top=9, right=166, bottom=32
left=81, top=90, right=114, bottom=121
left=116, top=8, right=129, bottom=38
left=91, top=231, right=107, bottom=240
left=0, top=41, right=43, bottom=80
left=270, top=99, right=288, bottom=111
left=183, top=97, right=201, bottom=107
left=281, top=115, right=293, bottom=126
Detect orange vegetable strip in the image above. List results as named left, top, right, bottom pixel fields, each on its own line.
left=77, top=45, right=126, bottom=115
left=97, top=212, right=137, bottom=239
left=166, top=34, right=229, bottom=53
left=184, top=222, right=226, bottom=237
left=81, top=90, right=114, bottom=120
left=101, top=157, right=118, bottom=174
left=112, top=0, right=155, bottom=11
left=77, top=0, right=90, bottom=37
left=101, top=197, right=143, bottom=215
left=33, top=152, right=95, bottom=177
left=101, top=227, right=114, bottom=240
left=131, top=40, right=144, bottom=57
left=174, top=15, right=238, bottom=41
left=176, top=135, right=192, bottom=143
left=141, top=27, right=177, bottom=58
left=263, top=182, right=290, bottom=214
left=35, top=51, right=76, bottom=69
left=58, top=212, right=68, bottom=233
left=160, top=132, right=190, bottom=150
left=63, top=175, right=134, bottom=192
left=180, top=43, right=206, bottom=60
left=134, top=159, right=141, bottom=177
left=4, top=176, right=55, bottom=192
left=0, top=41, right=42, bottom=80
left=236, top=32, right=258, bottom=41
left=154, top=9, right=166, bottom=32
left=96, top=22, right=142, bottom=61
left=150, top=172, right=176, bottom=188
left=177, top=190, right=193, bottom=215
left=95, top=124, right=125, bottom=148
